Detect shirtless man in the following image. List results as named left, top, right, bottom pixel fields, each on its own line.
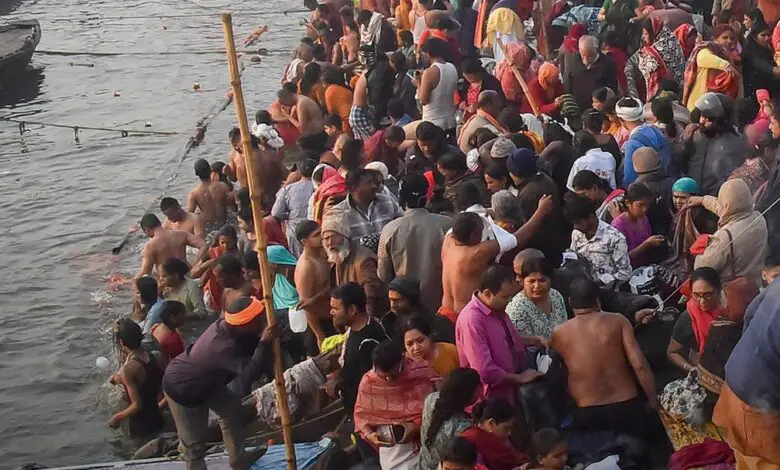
left=226, top=128, right=286, bottom=206
left=160, top=197, right=202, bottom=240
left=188, top=159, right=233, bottom=234
left=276, top=88, right=324, bottom=135
left=293, top=220, right=335, bottom=354
left=551, top=277, right=659, bottom=441
left=439, top=195, right=553, bottom=319
left=135, top=213, right=205, bottom=281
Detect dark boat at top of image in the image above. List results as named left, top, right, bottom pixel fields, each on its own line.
left=0, top=19, right=41, bottom=84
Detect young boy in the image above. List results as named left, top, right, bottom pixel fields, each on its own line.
left=397, top=29, right=416, bottom=69
left=323, top=113, right=343, bottom=144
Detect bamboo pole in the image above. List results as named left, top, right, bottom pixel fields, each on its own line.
left=221, top=12, right=297, bottom=470
left=496, top=38, right=541, bottom=117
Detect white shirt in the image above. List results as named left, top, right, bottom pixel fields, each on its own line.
left=566, top=148, right=617, bottom=191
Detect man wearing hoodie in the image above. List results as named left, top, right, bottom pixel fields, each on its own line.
left=615, top=97, right=673, bottom=186
left=681, top=92, right=746, bottom=196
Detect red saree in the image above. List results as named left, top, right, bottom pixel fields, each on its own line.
left=682, top=43, right=740, bottom=106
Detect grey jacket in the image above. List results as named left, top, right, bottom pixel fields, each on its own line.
left=683, top=130, right=745, bottom=196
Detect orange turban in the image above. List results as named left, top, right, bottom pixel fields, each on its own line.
left=224, top=297, right=265, bottom=326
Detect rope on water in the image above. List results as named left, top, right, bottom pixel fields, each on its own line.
left=37, top=48, right=272, bottom=57
left=1, top=117, right=179, bottom=139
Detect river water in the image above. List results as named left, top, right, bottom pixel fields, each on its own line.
left=0, top=0, right=305, bottom=466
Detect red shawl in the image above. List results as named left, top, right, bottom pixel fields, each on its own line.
left=686, top=297, right=723, bottom=354
left=674, top=23, right=695, bottom=59
left=561, top=23, right=586, bottom=54
left=353, top=358, right=438, bottom=435
left=682, top=43, right=740, bottom=107
left=460, top=425, right=528, bottom=470
left=640, top=18, right=672, bottom=99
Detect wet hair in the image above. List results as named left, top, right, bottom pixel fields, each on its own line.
left=451, top=211, right=483, bottom=244
left=136, top=276, right=159, bottom=305
left=159, top=300, right=186, bottom=330
left=255, top=110, right=272, bottom=125
left=592, top=87, right=613, bottom=103
left=420, top=37, right=449, bottom=59
left=582, top=108, right=606, bottom=133
left=346, top=169, right=375, bottom=191
left=441, top=438, right=479, bottom=467
left=373, top=339, right=404, bottom=372
left=162, top=257, right=190, bottom=279
left=437, top=151, right=468, bottom=174
left=402, top=315, right=432, bottom=339
left=690, top=266, right=722, bottom=292
left=194, top=158, right=212, bottom=180
left=572, top=169, right=611, bottom=193
left=211, top=161, right=232, bottom=188
left=453, top=182, right=483, bottom=213
left=399, top=172, right=430, bottom=209
left=324, top=113, right=343, bottom=130
left=625, top=182, right=653, bottom=203
left=425, top=368, right=482, bottom=447
left=498, top=108, right=525, bottom=133
left=229, top=126, right=241, bottom=144
left=281, top=81, right=298, bottom=94
left=563, top=195, right=597, bottom=222
left=573, top=130, right=599, bottom=156
left=651, top=98, right=677, bottom=139
left=215, top=254, right=243, bottom=281
left=140, top=213, right=161, bottom=230
left=530, top=428, right=566, bottom=467
left=388, top=99, right=406, bottom=119
left=160, top=197, right=180, bottom=212
left=416, top=121, right=442, bottom=142
left=479, top=265, right=515, bottom=293
left=520, top=257, right=554, bottom=279
left=331, top=282, right=367, bottom=313
left=218, top=225, right=238, bottom=242
left=117, top=318, right=143, bottom=349
left=242, top=250, right=260, bottom=272
left=485, top=162, right=510, bottom=182
left=322, top=68, right=349, bottom=88
left=472, top=398, right=515, bottom=424
left=568, top=277, right=600, bottom=309
left=399, top=29, right=414, bottom=46
left=340, top=139, right=364, bottom=172
left=461, top=57, right=485, bottom=75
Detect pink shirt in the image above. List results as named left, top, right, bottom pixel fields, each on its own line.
left=456, top=294, right=527, bottom=403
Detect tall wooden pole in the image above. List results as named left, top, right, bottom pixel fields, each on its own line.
left=497, top=38, right=541, bottom=117
left=221, top=13, right=297, bottom=470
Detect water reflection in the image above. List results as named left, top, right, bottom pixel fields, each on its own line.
left=0, top=65, right=44, bottom=108
left=0, top=0, right=26, bottom=16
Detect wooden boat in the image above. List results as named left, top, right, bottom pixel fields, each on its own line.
left=0, top=20, right=41, bottom=84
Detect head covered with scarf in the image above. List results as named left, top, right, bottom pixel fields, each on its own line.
left=674, top=23, right=696, bottom=58
left=537, top=62, right=560, bottom=91
left=639, top=17, right=686, bottom=98
left=562, top=23, right=586, bottom=54
left=496, top=41, right=532, bottom=80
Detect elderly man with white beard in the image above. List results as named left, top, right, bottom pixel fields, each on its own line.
left=321, top=211, right=388, bottom=318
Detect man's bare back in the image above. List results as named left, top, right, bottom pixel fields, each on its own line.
left=441, top=235, right=499, bottom=313
left=138, top=230, right=203, bottom=279
left=552, top=312, right=643, bottom=408
left=188, top=180, right=231, bottom=232
left=296, top=95, right=324, bottom=134
left=295, top=252, right=332, bottom=343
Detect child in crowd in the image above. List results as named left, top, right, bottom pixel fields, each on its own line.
left=439, top=437, right=488, bottom=470
left=323, top=113, right=343, bottom=141
left=611, top=182, right=664, bottom=268
left=523, top=428, right=571, bottom=470
left=398, top=29, right=417, bottom=69
left=389, top=99, right=413, bottom=127
left=460, top=399, right=526, bottom=470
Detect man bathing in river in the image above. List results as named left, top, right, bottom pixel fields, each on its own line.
left=439, top=195, right=553, bottom=322
left=226, top=128, right=286, bottom=208
left=160, top=197, right=202, bottom=240
left=188, top=159, right=233, bottom=234
left=552, top=277, right=660, bottom=441
left=276, top=87, right=324, bottom=135
left=135, top=213, right=205, bottom=281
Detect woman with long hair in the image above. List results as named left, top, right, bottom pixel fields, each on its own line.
left=682, top=24, right=741, bottom=111
left=298, top=62, right=326, bottom=107
left=460, top=398, right=527, bottom=470
left=741, top=18, right=779, bottom=99
left=322, top=68, right=353, bottom=135
left=506, top=257, right=568, bottom=346
left=417, top=368, right=482, bottom=470
left=637, top=17, right=686, bottom=100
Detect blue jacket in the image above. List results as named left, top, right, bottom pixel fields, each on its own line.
left=622, top=124, right=672, bottom=186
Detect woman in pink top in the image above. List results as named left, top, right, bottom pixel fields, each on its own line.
left=610, top=183, right=665, bottom=268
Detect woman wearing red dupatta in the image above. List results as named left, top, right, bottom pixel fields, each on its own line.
left=354, top=342, right=439, bottom=470
left=682, top=24, right=741, bottom=111
left=674, top=23, right=697, bottom=59
left=637, top=17, right=686, bottom=99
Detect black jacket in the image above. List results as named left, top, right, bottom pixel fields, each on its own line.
left=564, top=53, right=619, bottom=111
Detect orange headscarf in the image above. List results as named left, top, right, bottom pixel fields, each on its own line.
left=537, top=62, right=559, bottom=91
left=224, top=297, right=265, bottom=326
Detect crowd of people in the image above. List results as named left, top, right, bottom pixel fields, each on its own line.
left=105, top=0, right=780, bottom=468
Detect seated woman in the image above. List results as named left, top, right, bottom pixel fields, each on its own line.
left=506, top=258, right=568, bottom=347
left=460, top=398, right=528, bottom=470
left=484, top=163, right=518, bottom=196
left=354, top=341, right=438, bottom=470
left=190, top=225, right=239, bottom=312
left=611, top=182, right=665, bottom=268
left=402, top=316, right=459, bottom=378
left=418, top=368, right=482, bottom=470
left=669, top=177, right=718, bottom=238
left=150, top=301, right=186, bottom=361
left=160, top=257, right=207, bottom=318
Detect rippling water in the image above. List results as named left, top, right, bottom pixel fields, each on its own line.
left=0, top=0, right=305, bottom=466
